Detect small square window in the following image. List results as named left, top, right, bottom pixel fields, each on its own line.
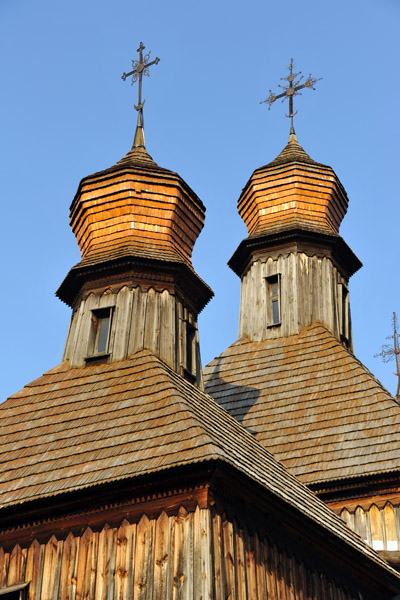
left=266, top=274, right=281, bottom=327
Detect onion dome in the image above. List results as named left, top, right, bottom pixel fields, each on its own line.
left=68, top=145, right=205, bottom=269
left=57, top=131, right=212, bottom=312
left=238, top=132, right=349, bottom=237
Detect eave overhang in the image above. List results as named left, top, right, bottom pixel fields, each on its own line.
left=56, top=253, right=214, bottom=313
left=228, top=226, right=362, bottom=279
left=310, top=469, right=400, bottom=502
left=0, top=459, right=398, bottom=596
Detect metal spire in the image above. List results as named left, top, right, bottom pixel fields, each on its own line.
left=122, top=42, right=160, bottom=148
left=260, top=59, right=321, bottom=133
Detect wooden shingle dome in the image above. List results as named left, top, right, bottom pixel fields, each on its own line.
left=57, top=129, right=213, bottom=377
left=229, top=131, right=361, bottom=347
left=69, top=145, right=206, bottom=268
left=238, top=132, right=349, bottom=236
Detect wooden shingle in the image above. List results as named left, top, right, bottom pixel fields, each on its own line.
left=204, top=323, right=400, bottom=486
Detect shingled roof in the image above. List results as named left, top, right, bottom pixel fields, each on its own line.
left=203, top=323, right=400, bottom=486
left=0, top=349, right=398, bottom=577
left=258, top=131, right=321, bottom=169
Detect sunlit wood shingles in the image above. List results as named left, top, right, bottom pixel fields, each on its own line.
left=237, top=133, right=348, bottom=237
left=69, top=159, right=206, bottom=267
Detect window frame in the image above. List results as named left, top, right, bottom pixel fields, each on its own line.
left=182, top=319, right=197, bottom=384
left=266, top=273, right=281, bottom=328
left=86, top=306, right=115, bottom=359
left=185, top=321, right=196, bottom=375
left=340, top=283, right=349, bottom=342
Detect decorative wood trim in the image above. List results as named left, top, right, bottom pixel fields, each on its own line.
left=0, top=470, right=214, bottom=551
left=311, top=471, right=400, bottom=502
left=56, top=255, right=213, bottom=313
left=229, top=227, right=362, bottom=280
left=329, top=492, right=400, bottom=513
left=0, top=461, right=398, bottom=597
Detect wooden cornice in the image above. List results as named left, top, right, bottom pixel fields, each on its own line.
left=228, top=227, right=362, bottom=279
left=310, top=470, right=400, bottom=503
left=0, top=463, right=216, bottom=550
left=56, top=254, right=213, bottom=313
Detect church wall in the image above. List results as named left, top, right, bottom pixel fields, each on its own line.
left=239, top=252, right=352, bottom=348
left=0, top=506, right=381, bottom=600
left=338, top=502, right=400, bottom=555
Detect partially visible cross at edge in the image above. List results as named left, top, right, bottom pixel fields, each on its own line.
left=375, top=312, right=400, bottom=399
left=260, top=59, right=321, bottom=132
left=122, top=42, right=160, bottom=113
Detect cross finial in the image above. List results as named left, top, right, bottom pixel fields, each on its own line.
left=375, top=312, right=400, bottom=399
left=122, top=42, right=160, bottom=148
left=260, top=59, right=321, bottom=133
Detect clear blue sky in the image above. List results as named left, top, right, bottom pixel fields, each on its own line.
left=1, top=0, right=399, bottom=399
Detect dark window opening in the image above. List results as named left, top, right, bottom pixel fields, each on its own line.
left=186, top=322, right=196, bottom=374
left=0, top=583, right=29, bottom=600
left=266, top=274, right=281, bottom=327
left=96, top=311, right=111, bottom=353
left=340, top=285, right=349, bottom=342
left=87, top=307, right=114, bottom=357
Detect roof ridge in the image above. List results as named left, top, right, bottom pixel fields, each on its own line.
left=203, top=324, right=400, bottom=488
left=303, top=324, right=398, bottom=404
left=154, top=359, right=237, bottom=459
left=158, top=364, right=400, bottom=575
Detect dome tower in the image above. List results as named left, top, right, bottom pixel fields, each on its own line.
left=57, top=46, right=213, bottom=385
left=229, top=61, right=361, bottom=349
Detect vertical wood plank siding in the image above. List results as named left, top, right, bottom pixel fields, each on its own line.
left=340, top=503, right=400, bottom=552
left=0, top=508, right=368, bottom=600
left=63, top=287, right=201, bottom=383
left=239, top=253, right=352, bottom=349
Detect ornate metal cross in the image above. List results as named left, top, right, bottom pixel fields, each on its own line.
left=260, top=59, right=321, bottom=131
left=122, top=42, right=160, bottom=113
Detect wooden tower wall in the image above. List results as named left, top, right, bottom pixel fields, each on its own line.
left=239, top=252, right=352, bottom=348
left=63, top=285, right=202, bottom=386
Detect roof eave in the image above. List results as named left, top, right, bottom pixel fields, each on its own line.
left=56, top=253, right=214, bottom=313
left=228, top=227, right=362, bottom=279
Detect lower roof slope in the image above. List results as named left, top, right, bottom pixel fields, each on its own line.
left=203, top=323, right=400, bottom=487
left=0, top=350, right=398, bottom=578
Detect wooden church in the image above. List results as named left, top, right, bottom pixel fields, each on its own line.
left=1, top=51, right=400, bottom=599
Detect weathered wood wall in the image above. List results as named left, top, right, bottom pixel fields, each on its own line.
left=340, top=502, right=400, bottom=552
left=239, top=252, right=351, bottom=348
left=63, top=286, right=202, bottom=385
left=0, top=506, right=371, bottom=600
